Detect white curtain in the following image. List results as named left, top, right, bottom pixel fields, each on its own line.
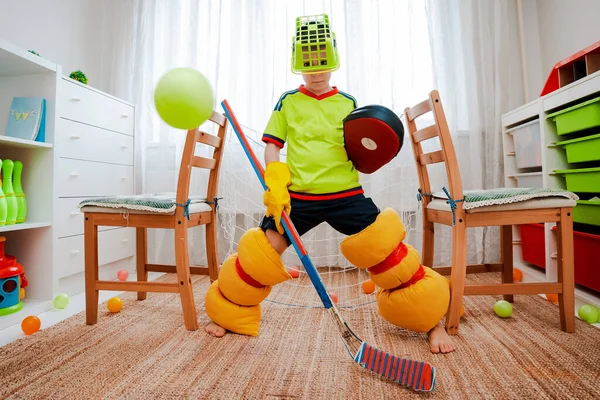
left=424, top=0, right=525, bottom=264
left=99, top=0, right=524, bottom=268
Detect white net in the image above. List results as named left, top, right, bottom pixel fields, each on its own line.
left=216, top=122, right=423, bottom=309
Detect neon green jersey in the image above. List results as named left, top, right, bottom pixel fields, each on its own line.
left=262, top=85, right=362, bottom=200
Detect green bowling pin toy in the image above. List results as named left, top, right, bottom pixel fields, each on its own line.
left=2, top=160, right=17, bottom=225
left=13, top=161, right=26, bottom=223
left=0, top=160, right=7, bottom=226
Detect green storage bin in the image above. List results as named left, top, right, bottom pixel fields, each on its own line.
left=556, top=133, right=600, bottom=163
left=547, top=96, right=600, bottom=135
left=554, top=167, right=600, bottom=192
left=573, top=199, right=600, bottom=226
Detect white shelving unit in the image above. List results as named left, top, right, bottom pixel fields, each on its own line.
left=0, top=135, right=53, bottom=149
left=0, top=39, right=136, bottom=330
left=502, top=69, right=600, bottom=309
left=0, top=40, right=57, bottom=330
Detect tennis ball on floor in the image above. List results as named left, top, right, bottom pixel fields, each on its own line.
left=577, top=304, right=599, bottom=324
left=361, top=280, right=375, bottom=294
left=154, top=67, right=214, bottom=130
left=287, top=266, right=300, bottom=278
left=107, top=297, right=123, bottom=313
left=494, top=300, right=513, bottom=318
left=53, top=293, right=70, bottom=309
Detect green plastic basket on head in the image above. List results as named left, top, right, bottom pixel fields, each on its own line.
left=291, top=14, right=340, bottom=74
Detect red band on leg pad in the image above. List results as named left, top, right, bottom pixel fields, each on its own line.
left=235, top=258, right=266, bottom=288
left=395, top=265, right=426, bottom=290
left=368, top=242, right=408, bottom=274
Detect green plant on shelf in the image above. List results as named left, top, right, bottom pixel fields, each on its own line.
left=28, top=50, right=40, bottom=56
left=69, top=70, right=88, bottom=85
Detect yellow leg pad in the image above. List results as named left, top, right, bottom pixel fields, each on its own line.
left=205, top=280, right=261, bottom=336
left=369, top=244, right=422, bottom=290
left=237, top=228, right=291, bottom=285
left=218, top=253, right=272, bottom=306
left=340, top=208, right=406, bottom=269
left=376, top=266, right=450, bottom=333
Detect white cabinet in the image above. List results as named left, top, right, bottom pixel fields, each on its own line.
left=502, top=70, right=600, bottom=309
left=58, top=78, right=134, bottom=135
left=56, top=118, right=134, bottom=165
left=55, top=228, right=135, bottom=279
left=54, top=76, right=136, bottom=281
left=55, top=158, right=134, bottom=197
left=0, top=39, right=136, bottom=329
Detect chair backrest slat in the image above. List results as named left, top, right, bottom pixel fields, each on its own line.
left=175, top=112, right=229, bottom=218
left=419, top=150, right=445, bottom=165
left=405, top=90, right=464, bottom=207
left=209, top=111, right=226, bottom=126
left=413, top=125, right=439, bottom=143
left=197, top=130, right=221, bottom=148
left=407, top=98, right=432, bottom=121
left=192, top=156, right=217, bottom=169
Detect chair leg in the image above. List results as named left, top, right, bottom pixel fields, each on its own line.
left=501, top=225, right=514, bottom=303
left=422, top=217, right=435, bottom=268
left=84, top=215, right=99, bottom=325
left=446, top=218, right=467, bottom=335
left=136, top=228, right=148, bottom=300
left=174, top=224, right=199, bottom=331
left=557, top=209, right=575, bottom=333
left=206, top=216, right=219, bottom=282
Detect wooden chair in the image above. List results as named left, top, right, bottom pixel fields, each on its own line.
left=82, top=111, right=228, bottom=331
left=404, top=90, right=576, bottom=335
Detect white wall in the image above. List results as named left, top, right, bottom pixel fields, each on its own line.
left=520, top=0, right=600, bottom=101
left=536, top=0, right=600, bottom=74
left=0, top=0, right=109, bottom=93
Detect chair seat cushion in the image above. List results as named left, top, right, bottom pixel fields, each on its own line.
left=79, top=193, right=213, bottom=215
left=428, top=197, right=576, bottom=213
left=428, top=187, right=578, bottom=213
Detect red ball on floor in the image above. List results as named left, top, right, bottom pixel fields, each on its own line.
left=329, top=292, right=339, bottom=304
left=287, top=266, right=300, bottom=278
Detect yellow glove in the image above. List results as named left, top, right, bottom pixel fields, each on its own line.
left=264, top=162, right=291, bottom=234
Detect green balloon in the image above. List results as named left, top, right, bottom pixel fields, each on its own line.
left=577, top=304, right=599, bottom=324
left=154, top=68, right=215, bottom=130
left=53, top=293, right=70, bottom=309
left=494, top=300, right=513, bottom=318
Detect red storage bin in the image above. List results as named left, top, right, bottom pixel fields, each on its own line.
left=552, top=227, right=600, bottom=294
left=520, top=223, right=546, bottom=269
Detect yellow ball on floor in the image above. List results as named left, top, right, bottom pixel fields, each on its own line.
left=107, top=297, right=123, bottom=313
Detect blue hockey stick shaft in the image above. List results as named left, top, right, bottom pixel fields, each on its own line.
left=221, top=99, right=333, bottom=308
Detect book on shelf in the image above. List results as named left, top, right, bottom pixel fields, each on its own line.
left=4, top=97, right=46, bottom=143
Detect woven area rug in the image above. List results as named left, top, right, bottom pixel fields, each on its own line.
left=1, top=271, right=599, bottom=399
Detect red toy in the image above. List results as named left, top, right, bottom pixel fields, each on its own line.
left=540, top=40, right=600, bottom=97
left=0, top=236, right=28, bottom=316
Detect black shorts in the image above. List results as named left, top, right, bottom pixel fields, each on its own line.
left=260, top=193, right=380, bottom=245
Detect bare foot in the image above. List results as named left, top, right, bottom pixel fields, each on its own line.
left=204, top=321, right=226, bottom=338
left=427, top=323, right=455, bottom=354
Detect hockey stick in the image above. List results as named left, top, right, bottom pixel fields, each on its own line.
left=221, top=100, right=436, bottom=392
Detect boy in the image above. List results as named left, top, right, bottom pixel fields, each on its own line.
left=204, top=14, right=455, bottom=354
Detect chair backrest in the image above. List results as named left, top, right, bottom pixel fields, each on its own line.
left=404, top=90, right=464, bottom=207
left=175, top=111, right=228, bottom=219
